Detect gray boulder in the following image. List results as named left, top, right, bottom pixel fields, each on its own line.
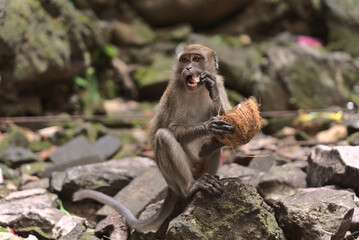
left=0, top=0, right=107, bottom=116
left=307, top=145, right=359, bottom=194
left=94, top=134, right=122, bottom=160
left=44, top=136, right=103, bottom=177
left=129, top=0, right=250, bottom=27
left=97, top=166, right=166, bottom=218
left=166, top=178, right=286, bottom=240
left=0, top=147, right=38, bottom=168
left=50, top=156, right=155, bottom=198
left=274, top=187, right=355, bottom=240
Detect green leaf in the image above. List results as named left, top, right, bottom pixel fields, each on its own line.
left=87, top=67, right=95, bottom=76
left=75, top=76, right=88, bottom=87
left=56, top=199, right=71, bottom=216
left=104, top=45, right=118, bottom=58
left=0, top=226, right=8, bottom=233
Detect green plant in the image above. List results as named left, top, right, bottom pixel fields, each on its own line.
left=75, top=67, right=100, bottom=101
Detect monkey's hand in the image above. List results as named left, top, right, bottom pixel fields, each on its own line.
left=188, top=173, right=223, bottom=196
left=200, top=71, right=219, bottom=100
left=205, top=117, right=235, bottom=137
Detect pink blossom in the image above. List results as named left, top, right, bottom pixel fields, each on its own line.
left=298, top=35, right=323, bottom=47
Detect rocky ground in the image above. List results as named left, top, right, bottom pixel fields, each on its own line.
left=0, top=101, right=359, bottom=240
left=1, top=0, right=359, bottom=239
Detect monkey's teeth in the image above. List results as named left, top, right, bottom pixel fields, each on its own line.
left=193, top=76, right=200, bottom=83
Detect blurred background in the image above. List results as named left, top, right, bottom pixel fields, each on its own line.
left=1, top=0, right=358, bottom=119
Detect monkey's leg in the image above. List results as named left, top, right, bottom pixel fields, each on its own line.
left=155, top=128, right=223, bottom=198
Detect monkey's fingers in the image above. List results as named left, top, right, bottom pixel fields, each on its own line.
left=211, top=119, right=233, bottom=126
left=192, top=173, right=223, bottom=196
left=211, top=125, right=235, bottom=135
left=200, top=71, right=216, bottom=81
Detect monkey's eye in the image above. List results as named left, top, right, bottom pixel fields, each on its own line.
left=181, top=57, right=189, bottom=63
left=192, top=55, right=201, bottom=62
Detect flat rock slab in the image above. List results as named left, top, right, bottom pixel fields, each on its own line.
left=0, top=188, right=64, bottom=239
left=50, top=156, right=155, bottom=198
left=307, top=145, right=359, bottom=193
left=165, top=178, right=286, bottom=240
left=0, top=147, right=38, bottom=168
left=94, top=134, right=122, bottom=160
left=274, top=186, right=355, bottom=240
left=97, top=167, right=167, bottom=218
left=44, top=136, right=103, bottom=177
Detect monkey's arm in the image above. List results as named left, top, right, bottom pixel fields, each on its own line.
left=169, top=117, right=234, bottom=143
left=200, top=72, right=231, bottom=115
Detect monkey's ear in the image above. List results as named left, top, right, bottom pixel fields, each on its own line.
left=214, top=53, right=219, bottom=69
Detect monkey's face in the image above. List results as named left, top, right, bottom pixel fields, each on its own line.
left=178, top=53, right=205, bottom=92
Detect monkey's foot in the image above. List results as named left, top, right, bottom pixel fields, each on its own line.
left=189, top=173, right=223, bottom=196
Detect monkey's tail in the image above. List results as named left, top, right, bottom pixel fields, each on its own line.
left=73, top=189, right=177, bottom=232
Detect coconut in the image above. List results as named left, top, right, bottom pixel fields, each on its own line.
left=215, top=97, right=261, bottom=146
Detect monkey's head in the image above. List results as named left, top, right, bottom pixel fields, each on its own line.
left=176, top=44, right=218, bottom=92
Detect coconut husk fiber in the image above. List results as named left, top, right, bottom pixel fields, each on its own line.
left=215, top=97, right=261, bottom=147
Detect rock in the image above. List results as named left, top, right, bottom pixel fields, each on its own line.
left=53, top=121, right=108, bottom=145
left=94, top=134, right=122, bottom=160
left=274, top=187, right=355, bottom=240
left=218, top=163, right=259, bottom=182
left=315, top=124, right=347, bottom=143
left=166, top=178, right=286, bottom=239
left=321, top=0, right=359, bottom=57
left=112, top=19, right=155, bottom=46
left=346, top=113, right=359, bottom=135
left=351, top=195, right=359, bottom=231
left=0, top=0, right=108, bottom=116
left=95, top=214, right=128, bottom=240
left=0, top=125, right=29, bottom=153
left=4, top=188, right=47, bottom=201
left=248, top=152, right=277, bottom=172
left=20, top=162, right=52, bottom=176
left=211, top=0, right=290, bottom=39
left=348, top=132, right=359, bottom=146
left=50, top=157, right=155, bottom=198
left=0, top=147, right=38, bottom=168
left=52, top=215, right=87, bottom=240
left=45, top=136, right=103, bottom=177
left=253, top=163, right=307, bottom=204
left=129, top=0, right=250, bottom=28
left=0, top=163, right=20, bottom=180
left=307, top=145, right=359, bottom=194
left=0, top=189, right=64, bottom=239
left=133, top=52, right=173, bottom=100
left=97, top=167, right=167, bottom=218
left=230, top=133, right=277, bottom=165
left=0, top=233, right=38, bottom=240
left=21, top=178, right=50, bottom=190
left=264, top=44, right=359, bottom=109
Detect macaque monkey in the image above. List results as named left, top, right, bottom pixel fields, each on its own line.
left=73, top=44, right=234, bottom=233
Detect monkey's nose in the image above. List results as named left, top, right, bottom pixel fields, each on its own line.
left=186, top=66, right=192, bottom=70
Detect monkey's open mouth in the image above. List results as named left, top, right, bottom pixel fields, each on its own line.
left=186, top=75, right=200, bottom=88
